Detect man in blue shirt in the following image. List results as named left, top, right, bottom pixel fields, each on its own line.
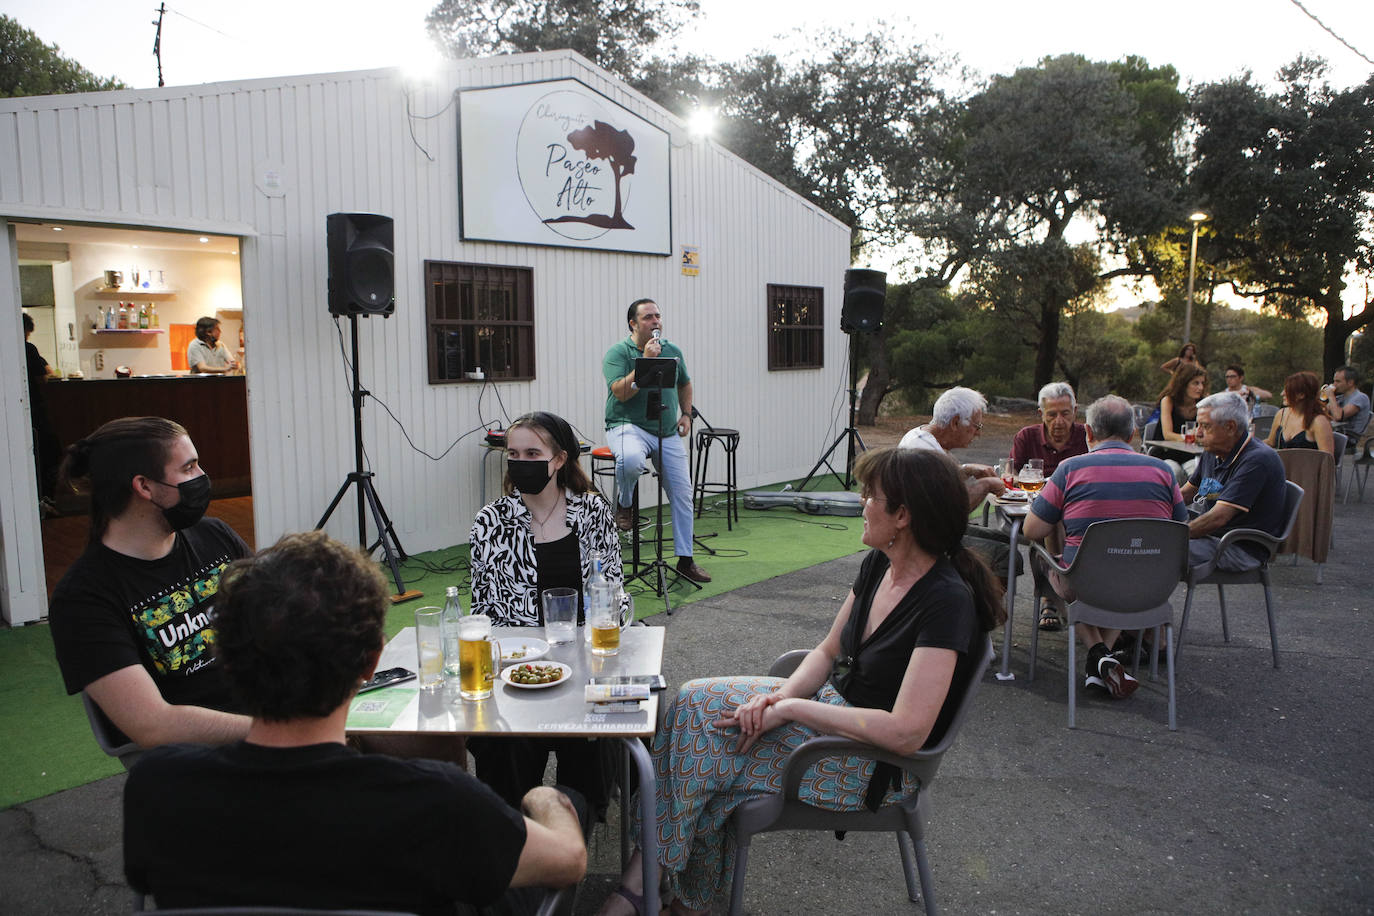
left=1183, top=392, right=1288, bottom=572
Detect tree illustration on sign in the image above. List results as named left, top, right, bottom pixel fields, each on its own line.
left=545, top=120, right=636, bottom=229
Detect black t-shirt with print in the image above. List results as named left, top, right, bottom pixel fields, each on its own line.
left=49, top=517, right=249, bottom=710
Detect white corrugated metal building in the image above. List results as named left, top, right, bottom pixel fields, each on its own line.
left=0, top=50, right=851, bottom=625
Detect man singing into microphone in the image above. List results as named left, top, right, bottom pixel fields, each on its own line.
left=602, top=298, right=711, bottom=583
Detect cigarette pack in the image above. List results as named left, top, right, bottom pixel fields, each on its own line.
left=584, top=683, right=650, bottom=703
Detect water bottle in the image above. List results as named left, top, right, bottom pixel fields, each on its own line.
left=586, top=556, right=615, bottom=639
left=441, top=586, right=463, bottom=679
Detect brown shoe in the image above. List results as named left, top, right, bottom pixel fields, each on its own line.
left=615, top=505, right=635, bottom=531
left=676, top=558, right=712, bottom=583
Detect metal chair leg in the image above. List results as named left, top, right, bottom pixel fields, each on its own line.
left=1217, top=584, right=1230, bottom=642
left=1262, top=571, right=1280, bottom=668
left=1177, top=583, right=1196, bottom=665
left=727, top=839, right=752, bottom=916
left=896, top=831, right=921, bottom=903
left=1066, top=625, right=1077, bottom=729
left=1165, top=623, right=1177, bottom=731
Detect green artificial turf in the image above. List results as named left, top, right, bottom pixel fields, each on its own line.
left=0, top=473, right=866, bottom=809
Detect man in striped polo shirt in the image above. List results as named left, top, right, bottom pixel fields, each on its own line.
left=1023, top=395, right=1188, bottom=699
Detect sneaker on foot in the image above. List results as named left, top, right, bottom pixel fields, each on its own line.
left=1097, top=654, right=1139, bottom=700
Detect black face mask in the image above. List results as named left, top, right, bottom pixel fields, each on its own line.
left=508, top=459, right=554, bottom=496
left=153, top=473, right=212, bottom=530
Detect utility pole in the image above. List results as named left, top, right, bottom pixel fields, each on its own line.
left=1182, top=211, right=1209, bottom=346
left=152, top=3, right=167, bottom=87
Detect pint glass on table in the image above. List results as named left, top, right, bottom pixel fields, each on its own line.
left=414, top=607, right=445, bottom=691
left=458, top=614, right=497, bottom=701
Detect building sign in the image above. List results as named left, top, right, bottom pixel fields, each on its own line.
left=680, top=245, right=699, bottom=276
left=459, top=79, right=671, bottom=255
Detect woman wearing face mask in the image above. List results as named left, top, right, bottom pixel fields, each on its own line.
left=467, top=411, right=623, bottom=814
left=48, top=417, right=253, bottom=749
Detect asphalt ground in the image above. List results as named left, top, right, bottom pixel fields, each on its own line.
left=5, top=428, right=1372, bottom=915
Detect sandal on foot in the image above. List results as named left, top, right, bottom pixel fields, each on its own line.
left=1038, top=602, right=1063, bottom=631
left=608, top=885, right=647, bottom=916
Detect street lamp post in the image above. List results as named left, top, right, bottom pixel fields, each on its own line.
left=1183, top=211, right=1209, bottom=346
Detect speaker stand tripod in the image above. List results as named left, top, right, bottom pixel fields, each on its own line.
left=316, top=314, right=421, bottom=603
left=799, top=331, right=867, bottom=491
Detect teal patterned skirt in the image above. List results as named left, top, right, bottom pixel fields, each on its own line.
left=636, top=676, right=911, bottom=910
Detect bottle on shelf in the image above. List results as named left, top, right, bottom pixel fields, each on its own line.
left=441, top=585, right=464, bottom=680
left=138, top=303, right=149, bottom=329
left=117, top=303, right=128, bottom=329
left=104, top=306, right=114, bottom=329
left=150, top=303, right=159, bottom=327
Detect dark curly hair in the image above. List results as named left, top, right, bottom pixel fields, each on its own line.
left=59, top=417, right=188, bottom=538
left=214, top=530, right=388, bottom=721
left=194, top=316, right=220, bottom=343
left=853, top=447, right=1005, bottom=630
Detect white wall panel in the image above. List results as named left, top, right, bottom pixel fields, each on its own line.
left=1, top=52, right=849, bottom=590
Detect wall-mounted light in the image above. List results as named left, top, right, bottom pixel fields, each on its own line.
left=198, top=237, right=210, bottom=243
left=51, top=226, right=63, bottom=231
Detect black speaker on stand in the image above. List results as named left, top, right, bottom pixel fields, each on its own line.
left=316, top=213, right=420, bottom=602
left=799, top=268, right=887, bottom=491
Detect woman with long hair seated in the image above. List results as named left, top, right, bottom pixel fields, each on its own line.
left=1157, top=364, right=1208, bottom=442
left=599, top=447, right=1003, bottom=916
left=1265, top=371, right=1335, bottom=455
left=468, top=411, right=623, bottom=817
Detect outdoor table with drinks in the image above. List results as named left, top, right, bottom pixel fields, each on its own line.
left=347, top=583, right=662, bottom=907
left=987, top=456, right=1041, bottom=681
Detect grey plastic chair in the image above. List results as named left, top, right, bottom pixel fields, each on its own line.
left=82, top=692, right=145, bottom=771
left=1331, top=432, right=1348, bottom=497
left=136, top=886, right=570, bottom=915
left=1252, top=413, right=1276, bottom=440
left=1177, top=480, right=1304, bottom=669
left=1026, top=519, right=1190, bottom=730
left=1344, top=438, right=1374, bottom=503
left=725, top=635, right=995, bottom=916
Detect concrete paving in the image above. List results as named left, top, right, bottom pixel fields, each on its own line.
left=5, top=449, right=1373, bottom=915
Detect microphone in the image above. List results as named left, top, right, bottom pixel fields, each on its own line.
left=651, top=329, right=662, bottom=344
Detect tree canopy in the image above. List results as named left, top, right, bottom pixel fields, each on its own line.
left=1190, top=58, right=1374, bottom=376
left=0, top=15, right=125, bottom=98
left=426, top=0, right=699, bottom=76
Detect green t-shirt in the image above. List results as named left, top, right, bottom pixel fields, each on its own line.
left=603, top=335, right=691, bottom=436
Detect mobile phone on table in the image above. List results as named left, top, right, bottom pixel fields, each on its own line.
left=359, top=667, right=416, bottom=693
left=587, top=674, right=666, bottom=692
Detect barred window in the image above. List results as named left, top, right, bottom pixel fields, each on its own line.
left=767, top=283, right=824, bottom=370
left=425, top=261, right=534, bottom=384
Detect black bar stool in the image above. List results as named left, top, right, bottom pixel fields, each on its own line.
left=693, top=417, right=740, bottom=530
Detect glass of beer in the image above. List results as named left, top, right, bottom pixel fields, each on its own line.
left=458, top=614, right=497, bottom=701
left=414, top=607, right=445, bottom=691
left=1017, top=458, right=1045, bottom=493
left=589, top=590, right=634, bottom=657
left=1183, top=421, right=1197, bottom=445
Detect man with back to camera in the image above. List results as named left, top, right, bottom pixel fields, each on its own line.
left=124, top=530, right=587, bottom=915
left=49, top=417, right=252, bottom=748
left=186, top=316, right=238, bottom=374
left=1010, top=382, right=1090, bottom=632
left=603, top=298, right=710, bottom=583
left=1324, top=365, right=1371, bottom=439
left=1183, top=391, right=1288, bottom=572
left=1023, top=395, right=1188, bottom=699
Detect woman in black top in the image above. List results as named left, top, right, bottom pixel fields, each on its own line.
left=1157, top=364, right=1208, bottom=441
left=1265, top=371, right=1335, bottom=455
left=599, top=449, right=1003, bottom=916
left=467, top=411, right=622, bottom=816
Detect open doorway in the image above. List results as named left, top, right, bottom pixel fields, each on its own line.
left=14, top=222, right=255, bottom=597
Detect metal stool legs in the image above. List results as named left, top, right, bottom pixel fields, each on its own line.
left=693, top=428, right=740, bottom=530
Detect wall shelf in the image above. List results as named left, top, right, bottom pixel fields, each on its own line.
left=94, top=328, right=165, bottom=335
left=93, top=289, right=177, bottom=299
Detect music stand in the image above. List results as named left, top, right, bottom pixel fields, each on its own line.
left=626, top=357, right=699, bottom=614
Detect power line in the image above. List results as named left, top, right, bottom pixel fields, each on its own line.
left=165, top=7, right=245, bottom=43
left=1286, top=0, right=1374, bottom=67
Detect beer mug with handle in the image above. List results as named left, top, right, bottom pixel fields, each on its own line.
left=589, top=589, right=634, bottom=657
left=457, top=614, right=498, bottom=701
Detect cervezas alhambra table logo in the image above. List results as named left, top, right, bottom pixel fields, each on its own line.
left=516, top=89, right=639, bottom=240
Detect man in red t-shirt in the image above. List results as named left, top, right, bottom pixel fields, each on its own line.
left=1010, top=381, right=1089, bottom=477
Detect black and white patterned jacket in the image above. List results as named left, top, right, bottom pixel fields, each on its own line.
left=468, top=489, right=625, bottom=626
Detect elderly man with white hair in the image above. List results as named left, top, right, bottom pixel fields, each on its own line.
left=1181, top=391, right=1288, bottom=572
left=899, top=386, right=1006, bottom=509
left=900, top=386, right=1017, bottom=585
left=1011, top=382, right=1089, bottom=477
